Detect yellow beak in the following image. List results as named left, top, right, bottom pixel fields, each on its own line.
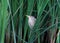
left=26, top=15, right=29, bottom=18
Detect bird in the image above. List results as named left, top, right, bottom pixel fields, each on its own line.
left=26, top=15, right=36, bottom=29
left=26, top=15, right=36, bottom=38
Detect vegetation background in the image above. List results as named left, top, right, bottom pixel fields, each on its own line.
left=0, top=0, right=60, bottom=43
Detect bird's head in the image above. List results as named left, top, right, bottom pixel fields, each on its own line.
left=25, top=15, right=36, bottom=29
left=26, top=15, right=36, bottom=20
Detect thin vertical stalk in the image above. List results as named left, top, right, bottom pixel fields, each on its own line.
left=0, top=0, right=8, bottom=43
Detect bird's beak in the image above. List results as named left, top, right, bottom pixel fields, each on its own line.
left=26, top=15, right=29, bottom=18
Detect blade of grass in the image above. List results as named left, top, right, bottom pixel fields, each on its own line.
left=11, top=18, right=16, bottom=43
left=49, top=0, right=57, bottom=43
left=7, top=0, right=17, bottom=43
left=0, top=0, right=8, bottom=43
left=28, top=0, right=49, bottom=43
left=56, top=30, right=60, bottom=43
left=33, top=22, right=60, bottom=42
left=23, top=0, right=34, bottom=43
left=18, top=0, right=23, bottom=43
left=57, top=0, right=60, bottom=8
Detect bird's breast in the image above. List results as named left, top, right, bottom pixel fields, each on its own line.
left=28, top=18, right=36, bottom=29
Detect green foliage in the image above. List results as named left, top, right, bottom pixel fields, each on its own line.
left=0, top=0, right=60, bottom=43
left=0, top=0, right=8, bottom=43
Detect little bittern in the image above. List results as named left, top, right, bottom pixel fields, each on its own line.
left=26, top=15, right=36, bottom=29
